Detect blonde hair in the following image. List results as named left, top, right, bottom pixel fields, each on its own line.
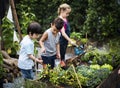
left=57, top=3, right=71, bottom=15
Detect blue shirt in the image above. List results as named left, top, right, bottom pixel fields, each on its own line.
left=18, top=35, right=34, bottom=69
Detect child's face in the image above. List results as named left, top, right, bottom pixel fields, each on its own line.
left=62, top=9, right=71, bottom=18
left=52, top=25, right=59, bottom=34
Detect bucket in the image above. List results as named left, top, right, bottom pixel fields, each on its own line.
left=55, top=59, right=61, bottom=67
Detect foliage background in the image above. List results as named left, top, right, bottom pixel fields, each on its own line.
left=16, top=0, right=120, bottom=41
left=1, top=0, right=120, bottom=87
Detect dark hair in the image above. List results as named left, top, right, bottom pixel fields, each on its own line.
left=27, top=22, right=42, bottom=35
left=52, top=17, right=64, bottom=30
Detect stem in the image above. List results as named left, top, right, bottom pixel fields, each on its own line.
left=71, top=64, right=82, bottom=88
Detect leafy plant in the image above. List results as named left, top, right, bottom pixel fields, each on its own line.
left=39, top=66, right=87, bottom=87
left=83, top=0, right=120, bottom=41
left=0, top=51, right=5, bottom=79
left=70, top=32, right=82, bottom=41
left=2, top=17, right=20, bottom=57
left=80, top=38, right=88, bottom=44
left=38, top=64, right=111, bottom=88
left=24, top=79, right=47, bottom=88
left=76, top=65, right=111, bottom=88
left=90, top=64, right=100, bottom=70
left=18, top=11, right=36, bottom=34
left=101, top=64, right=113, bottom=71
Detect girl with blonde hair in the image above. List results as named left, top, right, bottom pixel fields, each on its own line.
left=58, top=3, right=76, bottom=67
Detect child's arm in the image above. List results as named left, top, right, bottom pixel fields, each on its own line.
left=39, top=32, right=48, bottom=53
left=56, top=43, right=61, bottom=59
left=61, top=27, right=76, bottom=45
left=28, top=54, right=43, bottom=63
left=61, top=27, right=71, bottom=42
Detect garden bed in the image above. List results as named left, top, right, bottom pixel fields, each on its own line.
left=1, top=43, right=118, bottom=88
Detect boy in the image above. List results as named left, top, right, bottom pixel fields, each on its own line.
left=18, top=22, right=43, bottom=80
left=39, top=17, right=64, bottom=69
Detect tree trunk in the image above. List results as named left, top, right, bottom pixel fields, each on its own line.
left=1, top=50, right=11, bottom=59
left=10, top=0, right=22, bottom=41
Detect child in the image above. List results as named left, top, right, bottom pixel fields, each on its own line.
left=58, top=3, right=76, bottom=66
left=39, top=17, right=64, bottom=69
left=18, top=22, right=43, bottom=80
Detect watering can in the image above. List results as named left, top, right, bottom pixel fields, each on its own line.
left=74, top=45, right=85, bottom=55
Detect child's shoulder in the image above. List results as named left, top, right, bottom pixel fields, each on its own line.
left=21, top=35, right=33, bottom=45
left=45, top=28, right=51, bottom=33
left=42, top=28, right=51, bottom=37
left=64, top=18, right=67, bottom=22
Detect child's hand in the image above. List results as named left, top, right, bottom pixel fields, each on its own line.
left=36, top=58, right=43, bottom=64
left=70, top=41, right=78, bottom=47
left=41, top=47, right=46, bottom=53
left=56, top=53, right=61, bottom=59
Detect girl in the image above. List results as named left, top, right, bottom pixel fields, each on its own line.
left=58, top=3, right=76, bottom=67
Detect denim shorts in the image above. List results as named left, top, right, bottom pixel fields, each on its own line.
left=41, top=55, right=56, bottom=69
left=20, top=69, right=34, bottom=80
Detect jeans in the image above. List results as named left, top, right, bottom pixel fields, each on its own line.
left=20, top=69, right=34, bottom=80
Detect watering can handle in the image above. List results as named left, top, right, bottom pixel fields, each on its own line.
left=72, top=44, right=79, bottom=47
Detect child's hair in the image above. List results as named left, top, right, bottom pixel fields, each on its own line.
left=57, top=3, right=71, bottom=15
left=27, top=22, right=42, bottom=35
left=52, top=17, right=64, bottom=31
